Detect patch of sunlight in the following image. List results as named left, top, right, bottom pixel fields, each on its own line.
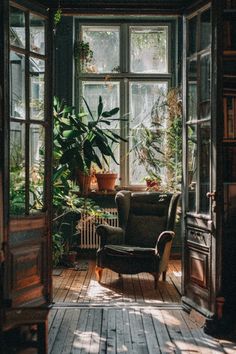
left=173, top=271, right=182, bottom=277
left=73, top=330, right=100, bottom=352
left=146, top=309, right=181, bottom=325
left=87, top=279, right=107, bottom=296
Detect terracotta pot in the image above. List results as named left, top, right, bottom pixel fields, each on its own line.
left=77, top=170, right=92, bottom=194
left=95, top=173, right=118, bottom=191
left=145, top=179, right=159, bottom=191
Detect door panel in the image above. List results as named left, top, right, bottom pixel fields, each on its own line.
left=183, top=3, right=216, bottom=315
left=3, top=0, right=53, bottom=308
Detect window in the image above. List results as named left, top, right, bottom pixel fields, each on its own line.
left=9, top=5, right=47, bottom=215
left=75, top=21, right=174, bottom=186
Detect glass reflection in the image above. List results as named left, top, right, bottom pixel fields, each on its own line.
left=188, top=60, right=197, bottom=121
left=29, top=125, right=45, bottom=213
left=188, top=16, right=197, bottom=56
left=30, top=14, right=45, bottom=55
left=187, top=125, right=197, bottom=212
left=81, top=26, right=120, bottom=73
left=200, top=54, right=211, bottom=119
left=10, top=7, right=26, bottom=48
left=129, top=82, right=168, bottom=184
left=10, top=51, right=26, bottom=119
left=10, top=122, right=26, bottom=215
left=30, top=58, right=45, bottom=120
left=200, top=9, right=211, bottom=50
left=199, top=123, right=210, bottom=214
left=130, top=26, right=168, bottom=73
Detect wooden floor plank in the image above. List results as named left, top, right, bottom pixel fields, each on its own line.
left=61, top=309, right=81, bottom=354
left=48, top=308, right=66, bottom=353
left=72, top=308, right=90, bottom=354
left=141, top=309, right=161, bottom=354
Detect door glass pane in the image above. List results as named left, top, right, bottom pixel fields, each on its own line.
left=30, top=58, right=45, bottom=120
left=130, top=26, right=168, bottom=73
left=199, top=122, right=210, bottom=214
left=82, top=81, right=120, bottom=174
left=188, top=16, right=197, bottom=56
left=129, top=81, right=168, bottom=184
left=81, top=26, right=120, bottom=73
left=188, top=60, right=197, bottom=122
left=10, top=51, right=25, bottom=119
left=187, top=124, right=197, bottom=212
left=30, top=14, right=45, bottom=55
left=10, top=7, right=26, bottom=48
left=200, top=54, right=211, bottom=119
left=29, top=125, right=45, bottom=213
left=10, top=122, right=26, bottom=215
left=200, top=9, right=211, bottom=50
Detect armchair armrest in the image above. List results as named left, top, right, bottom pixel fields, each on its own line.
left=96, top=224, right=125, bottom=247
left=155, top=231, right=175, bottom=256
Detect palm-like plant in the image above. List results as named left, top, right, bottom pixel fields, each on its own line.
left=53, top=95, right=126, bottom=179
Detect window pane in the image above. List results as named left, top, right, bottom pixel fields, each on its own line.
left=30, top=58, right=45, bottom=120
left=10, top=122, right=26, bottom=215
left=199, top=122, right=210, bottom=214
left=188, top=60, right=197, bottom=122
left=29, top=125, right=45, bottom=213
left=10, top=7, right=26, bottom=48
left=188, top=16, right=197, bottom=56
left=129, top=81, right=168, bottom=184
left=130, top=26, right=168, bottom=73
left=10, top=51, right=25, bottom=119
left=200, top=9, right=211, bottom=50
left=82, top=81, right=120, bottom=174
left=81, top=26, right=120, bottom=73
left=200, top=54, right=211, bottom=119
left=187, top=124, right=197, bottom=212
left=30, top=14, right=45, bottom=55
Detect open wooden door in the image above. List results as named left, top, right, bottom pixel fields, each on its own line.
left=182, top=1, right=220, bottom=316
left=2, top=0, right=53, bottom=310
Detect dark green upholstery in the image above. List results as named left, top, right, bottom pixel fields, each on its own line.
left=96, top=191, right=180, bottom=287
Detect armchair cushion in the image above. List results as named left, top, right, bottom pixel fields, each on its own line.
left=96, top=225, right=124, bottom=247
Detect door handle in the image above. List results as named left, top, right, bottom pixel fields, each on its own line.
left=206, top=191, right=216, bottom=201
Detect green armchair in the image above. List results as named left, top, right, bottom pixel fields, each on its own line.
left=95, top=190, right=180, bottom=288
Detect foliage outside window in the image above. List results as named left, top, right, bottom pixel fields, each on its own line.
left=75, top=21, right=177, bottom=187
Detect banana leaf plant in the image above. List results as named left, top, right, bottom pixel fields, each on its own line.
left=53, top=96, right=127, bottom=179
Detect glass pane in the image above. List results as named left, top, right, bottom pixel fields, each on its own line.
left=187, top=60, right=197, bottom=122
left=130, top=26, right=168, bottom=73
left=188, top=16, right=197, bottom=56
left=129, top=81, right=168, bottom=184
left=30, top=58, right=45, bottom=120
left=199, top=122, right=210, bottom=214
left=81, top=26, right=120, bottom=73
left=200, top=54, right=211, bottom=119
left=29, top=125, right=45, bottom=213
left=82, top=81, right=120, bottom=174
left=10, top=122, right=26, bottom=215
left=187, top=124, right=197, bottom=212
left=10, top=7, right=26, bottom=48
left=200, top=9, right=211, bottom=50
left=10, top=51, right=25, bottom=119
left=30, top=14, right=45, bottom=55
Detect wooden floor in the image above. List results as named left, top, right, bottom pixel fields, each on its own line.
left=49, top=305, right=236, bottom=353
left=53, top=259, right=182, bottom=304
left=50, top=259, right=236, bottom=353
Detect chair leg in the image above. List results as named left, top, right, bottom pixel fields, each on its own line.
left=151, top=272, right=160, bottom=289
left=162, top=270, right=167, bottom=282
left=118, top=273, right=122, bottom=278
left=95, top=266, right=103, bottom=282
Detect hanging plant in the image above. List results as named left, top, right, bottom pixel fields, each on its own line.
left=74, top=40, right=94, bottom=72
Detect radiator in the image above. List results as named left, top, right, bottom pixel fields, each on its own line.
left=79, top=208, right=118, bottom=249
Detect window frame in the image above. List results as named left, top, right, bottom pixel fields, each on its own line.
left=74, top=18, right=176, bottom=188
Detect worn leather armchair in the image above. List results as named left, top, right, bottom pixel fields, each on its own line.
left=95, top=190, right=180, bottom=288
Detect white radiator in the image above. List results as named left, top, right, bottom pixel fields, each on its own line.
left=79, top=208, right=118, bottom=249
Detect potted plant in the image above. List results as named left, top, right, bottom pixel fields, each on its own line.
left=53, top=96, right=126, bottom=193
left=74, top=40, right=94, bottom=72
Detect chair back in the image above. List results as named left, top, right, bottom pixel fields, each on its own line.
left=115, top=191, right=180, bottom=248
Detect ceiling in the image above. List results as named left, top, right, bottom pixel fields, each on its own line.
left=35, top=0, right=194, bottom=14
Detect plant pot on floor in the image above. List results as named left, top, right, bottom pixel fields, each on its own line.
left=95, top=173, right=118, bottom=191
left=77, top=170, right=92, bottom=194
